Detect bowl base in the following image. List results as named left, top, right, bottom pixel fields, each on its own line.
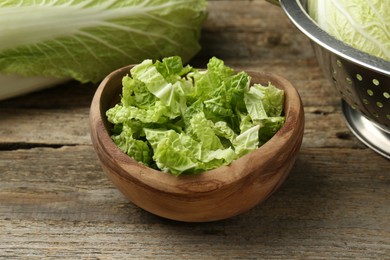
left=342, top=101, right=390, bottom=159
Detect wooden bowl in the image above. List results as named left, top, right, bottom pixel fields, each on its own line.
left=90, top=65, right=304, bottom=222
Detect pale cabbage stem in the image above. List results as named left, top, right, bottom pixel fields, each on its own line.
left=0, top=0, right=194, bottom=52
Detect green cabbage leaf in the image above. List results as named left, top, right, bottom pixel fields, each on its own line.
left=308, top=0, right=390, bottom=61
left=106, top=56, right=285, bottom=175
left=0, top=0, right=207, bottom=83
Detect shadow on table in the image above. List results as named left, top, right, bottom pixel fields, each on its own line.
left=138, top=151, right=337, bottom=237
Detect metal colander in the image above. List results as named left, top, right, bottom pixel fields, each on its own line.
left=269, top=0, right=390, bottom=158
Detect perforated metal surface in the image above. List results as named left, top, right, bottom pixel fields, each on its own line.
left=312, top=44, right=390, bottom=133
left=278, top=0, right=390, bottom=157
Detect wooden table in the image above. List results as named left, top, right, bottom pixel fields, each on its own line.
left=1, top=1, right=389, bottom=259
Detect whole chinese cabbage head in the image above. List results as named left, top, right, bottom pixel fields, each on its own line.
left=0, top=0, right=207, bottom=83
left=307, top=0, right=390, bottom=62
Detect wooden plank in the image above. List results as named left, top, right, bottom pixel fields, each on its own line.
left=0, top=219, right=389, bottom=259
left=1, top=146, right=389, bottom=221
left=0, top=146, right=389, bottom=259
left=0, top=108, right=91, bottom=146
left=0, top=104, right=365, bottom=149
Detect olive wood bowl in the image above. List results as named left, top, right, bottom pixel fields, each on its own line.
left=90, top=65, right=304, bottom=222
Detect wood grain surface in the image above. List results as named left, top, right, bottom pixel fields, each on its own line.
left=1, top=1, right=389, bottom=259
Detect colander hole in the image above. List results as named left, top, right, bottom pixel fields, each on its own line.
left=356, top=74, right=363, bottom=81
left=384, top=92, right=390, bottom=99
left=367, top=89, right=374, bottom=96
left=346, top=77, right=352, bottom=85
left=387, top=115, right=390, bottom=120
left=376, top=102, right=384, bottom=108
left=363, top=99, right=369, bottom=105
left=373, top=112, right=379, bottom=118
left=372, top=79, right=380, bottom=86
left=336, top=60, right=342, bottom=67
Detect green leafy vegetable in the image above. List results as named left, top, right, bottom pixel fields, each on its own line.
left=0, top=0, right=207, bottom=83
left=106, top=56, right=285, bottom=175
left=307, top=0, right=390, bottom=61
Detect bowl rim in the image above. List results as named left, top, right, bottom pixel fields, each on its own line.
left=90, top=64, right=304, bottom=196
